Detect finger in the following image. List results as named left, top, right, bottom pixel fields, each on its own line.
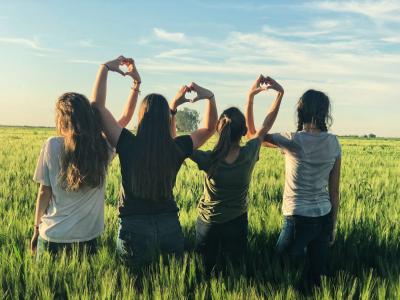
left=254, top=87, right=267, bottom=94
left=115, top=69, right=125, bottom=76
left=191, top=95, right=201, bottom=103
left=118, top=55, right=126, bottom=63
left=189, top=82, right=198, bottom=90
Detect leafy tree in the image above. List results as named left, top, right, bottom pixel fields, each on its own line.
left=176, top=107, right=200, bottom=132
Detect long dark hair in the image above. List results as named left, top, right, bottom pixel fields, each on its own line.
left=297, top=89, right=332, bottom=132
left=131, top=93, right=180, bottom=200
left=208, top=107, right=247, bottom=177
left=56, top=92, right=109, bottom=191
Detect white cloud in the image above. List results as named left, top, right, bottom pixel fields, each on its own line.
left=0, top=37, right=55, bottom=52
left=313, top=0, right=400, bottom=22
left=153, top=28, right=186, bottom=42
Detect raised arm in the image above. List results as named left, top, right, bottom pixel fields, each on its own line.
left=328, top=157, right=341, bottom=246
left=245, top=75, right=263, bottom=139
left=30, top=184, right=52, bottom=253
left=117, top=58, right=141, bottom=128
left=245, top=75, right=284, bottom=141
left=169, top=85, right=190, bottom=138
left=169, top=83, right=217, bottom=148
left=91, top=56, right=140, bottom=146
left=188, top=83, right=217, bottom=150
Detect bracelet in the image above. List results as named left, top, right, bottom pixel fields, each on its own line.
left=170, top=108, right=178, bottom=116
left=101, top=64, right=110, bottom=71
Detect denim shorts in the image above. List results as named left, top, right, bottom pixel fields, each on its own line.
left=116, top=212, right=184, bottom=270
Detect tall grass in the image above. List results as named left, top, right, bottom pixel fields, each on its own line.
left=0, top=127, right=399, bottom=299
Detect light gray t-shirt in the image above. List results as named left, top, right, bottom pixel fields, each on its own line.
left=272, top=131, right=341, bottom=217
left=33, top=137, right=113, bottom=243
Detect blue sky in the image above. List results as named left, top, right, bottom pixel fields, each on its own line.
left=0, top=0, right=399, bottom=137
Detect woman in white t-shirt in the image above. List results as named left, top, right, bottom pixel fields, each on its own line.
left=30, top=58, right=141, bottom=257
left=246, top=88, right=341, bottom=287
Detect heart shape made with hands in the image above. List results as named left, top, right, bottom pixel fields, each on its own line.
left=181, top=86, right=202, bottom=103
left=260, top=75, right=273, bottom=89
left=184, top=89, right=199, bottom=103
left=119, top=64, right=129, bottom=74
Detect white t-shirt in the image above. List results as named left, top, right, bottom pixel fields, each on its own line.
left=272, top=131, right=341, bottom=217
left=34, top=137, right=114, bottom=243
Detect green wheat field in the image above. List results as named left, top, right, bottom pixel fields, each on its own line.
left=0, top=126, right=399, bottom=299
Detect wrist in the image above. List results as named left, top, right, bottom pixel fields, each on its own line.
left=101, top=64, right=110, bottom=71
left=170, top=101, right=178, bottom=111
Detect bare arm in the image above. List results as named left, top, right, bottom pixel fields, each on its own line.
left=245, top=75, right=284, bottom=141
left=329, top=157, right=341, bottom=245
left=170, top=86, right=188, bottom=138
left=118, top=86, right=140, bottom=128
left=189, top=83, right=217, bottom=150
left=170, top=83, right=217, bottom=149
left=30, top=184, right=52, bottom=253
left=117, top=58, right=141, bottom=128
left=91, top=57, right=141, bottom=146
left=262, top=134, right=279, bottom=148
left=245, top=93, right=257, bottom=139
left=91, top=62, right=123, bottom=147
left=170, top=110, right=177, bottom=138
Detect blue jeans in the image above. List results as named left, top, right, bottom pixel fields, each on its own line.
left=196, top=213, right=248, bottom=273
left=36, top=236, right=98, bottom=259
left=276, top=212, right=333, bottom=285
left=117, top=212, right=184, bottom=270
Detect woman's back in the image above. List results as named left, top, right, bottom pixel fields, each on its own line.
left=116, top=128, right=193, bottom=216
left=34, top=137, right=111, bottom=242
left=272, top=131, right=341, bottom=217
left=192, top=138, right=261, bottom=223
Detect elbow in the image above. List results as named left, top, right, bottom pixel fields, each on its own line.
left=207, top=126, right=216, bottom=136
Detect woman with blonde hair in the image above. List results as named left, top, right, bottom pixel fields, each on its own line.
left=30, top=58, right=140, bottom=257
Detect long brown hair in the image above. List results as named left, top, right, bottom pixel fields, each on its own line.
left=131, top=93, right=180, bottom=200
left=297, top=89, right=332, bottom=132
left=56, top=92, right=109, bottom=191
left=208, top=107, right=247, bottom=177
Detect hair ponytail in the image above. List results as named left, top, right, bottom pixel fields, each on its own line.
left=207, top=108, right=247, bottom=178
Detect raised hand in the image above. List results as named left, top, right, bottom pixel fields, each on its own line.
left=122, top=58, right=141, bottom=83
left=103, top=56, right=126, bottom=76
left=187, top=82, right=214, bottom=102
left=171, top=85, right=191, bottom=109
left=248, top=75, right=268, bottom=97
left=264, top=76, right=284, bottom=94
left=30, top=231, right=39, bottom=254
left=249, top=75, right=284, bottom=97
